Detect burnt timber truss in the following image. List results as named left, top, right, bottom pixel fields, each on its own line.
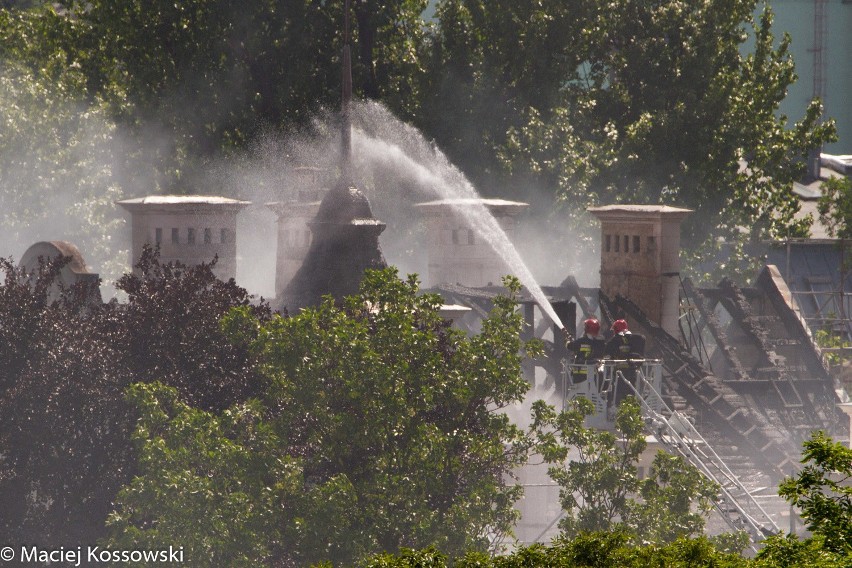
left=428, top=264, right=844, bottom=485
left=670, top=266, right=844, bottom=479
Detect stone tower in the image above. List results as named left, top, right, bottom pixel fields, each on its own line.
left=116, top=195, right=250, bottom=281
left=414, top=198, right=528, bottom=287
left=279, top=182, right=386, bottom=309
left=278, top=0, right=386, bottom=310
left=588, top=204, right=691, bottom=336
left=267, top=167, right=329, bottom=293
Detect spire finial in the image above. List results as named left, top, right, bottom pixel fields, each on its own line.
left=341, top=0, right=352, bottom=181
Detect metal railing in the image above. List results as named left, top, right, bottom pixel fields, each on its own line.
left=620, top=370, right=780, bottom=549
left=562, top=360, right=664, bottom=423
left=561, top=359, right=778, bottom=547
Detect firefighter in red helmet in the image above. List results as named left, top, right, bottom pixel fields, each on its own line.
left=566, top=318, right=605, bottom=383
left=604, top=319, right=646, bottom=407
left=604, top=319, right=646, bottom=360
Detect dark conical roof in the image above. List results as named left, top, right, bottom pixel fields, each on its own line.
left=279, top=178, right=386, bottom=310
left=314, top=180, right=376, bottom=222
left=278, top=0, right=387, bottom=310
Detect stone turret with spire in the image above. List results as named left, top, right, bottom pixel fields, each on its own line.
left=279, top=0, right=386, bottom=310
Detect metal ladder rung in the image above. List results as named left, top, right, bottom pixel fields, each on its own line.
left=618, top=370, right=780, bottom=548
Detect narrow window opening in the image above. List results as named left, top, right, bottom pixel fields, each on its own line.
left=187, top=228, right=196, bottom=245
left=155, top=228, right=162, bottom=244
left=204, top=228, right=212, bottom=244
left=623, top=235, right=629, bottom=253
left=605, top=234, right=611, bottom=253
left=171, top=228, right=179, bottom=244
left=614, top=234, right=620, bottom=252
left=452, top=229, right=459, bottom=244
left=467, top=230, right=475, bottom=245
left=633, top=235, right=640, bottom=253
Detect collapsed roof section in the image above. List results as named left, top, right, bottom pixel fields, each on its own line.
left=607, top=269, right=842, bottom=484
left=429, top=264, right=844, bottom=486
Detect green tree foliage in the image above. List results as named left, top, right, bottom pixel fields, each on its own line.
left=533, top=396, right=718, bottom=544
left=0, top=0, right=430, bottom=194
left=754, top=533, right=848, bottom=568
left=0, top=255, right=131, bottom=546
left=818, top=176, right=852, bottom=240
left=813, top=328, right=851, bottom=368
left=420, top=0, right=592, bottom=191
left=0, top=248, right=268, bottom=546
left=0, top=1, right=44, bottom=8
left=106, top=382, right=356, bottom=567
left=362, top=535, right=746, bottom=567
left=237, top=269, right=541, bottom=560
left=631, top=452, right=719, bottom=545
left=108, top=269, right=541, bottom=564
left=430, top=0, right=834, bottom=279
left=364, top=534, right=852, bottom=567
left=350, top=0, right=430, bottom=117
left=534, top=397, right=646, bottom=536
left=778, top=431, right=852, bottom=554
left=0, top=0, right=834, bottom=284
left=115, top=247, right=271, bottom=410
left=40, top=0, right=428, bottom=189
left=0, top=34, right=125, bottom=278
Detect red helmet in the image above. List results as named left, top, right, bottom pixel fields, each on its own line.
left=583, top=318, right=601, bottom=335
left=611, top=319, right=629, bottom=333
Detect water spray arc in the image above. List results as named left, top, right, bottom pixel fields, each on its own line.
left=352, top=126, right=565, bottom=332
left=278, top=0, right=387, bottom=309
left=337, top=4, right=563, bottom=332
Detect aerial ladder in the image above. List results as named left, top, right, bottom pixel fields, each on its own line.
left=564, top=361, right=780, bottom=547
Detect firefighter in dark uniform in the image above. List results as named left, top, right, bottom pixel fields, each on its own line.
left=605, top=319, right=646, bottom=360
left=566, top=318, right=605, bottom=384
left=604, top=319, right=646, bottom=407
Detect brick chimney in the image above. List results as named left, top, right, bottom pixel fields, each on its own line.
left=414, top=198, right=528, bottom=287
left=588, top=205, right=691, bottom=336
left=116, top=195, right=250, bottom=281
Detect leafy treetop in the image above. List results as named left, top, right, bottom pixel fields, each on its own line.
left=107, top=268, right=542, bottom=565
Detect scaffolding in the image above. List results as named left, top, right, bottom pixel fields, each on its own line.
left=810, top=0, right=829, bottom=103
left=780, top=239, right=852, bottom=343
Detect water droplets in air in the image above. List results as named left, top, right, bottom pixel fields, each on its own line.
left=351, top=101, right=564, bottom=331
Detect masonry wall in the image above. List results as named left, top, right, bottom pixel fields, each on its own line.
left=425, top=214, right=518, bottom=287
left=592, top=205, right=691, bottom=336
left=128, top=209, right=240, bottom=281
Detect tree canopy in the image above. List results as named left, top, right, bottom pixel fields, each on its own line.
left=532, top=396, right=719, bottom=544
left=818, top=176, right=852, bottom=240
left=0, top=31, right=123, bottom=277
left=778, top=431, right=852, bottom=554
left=0, top=0, right=846, bottom=560
left=106, top=269, right=541, bottom=565
left=0, top=0, right=837, bottom=283
left=0, top=249, right=269, bottom=546
left=492, top=1, right=835, bottom=274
